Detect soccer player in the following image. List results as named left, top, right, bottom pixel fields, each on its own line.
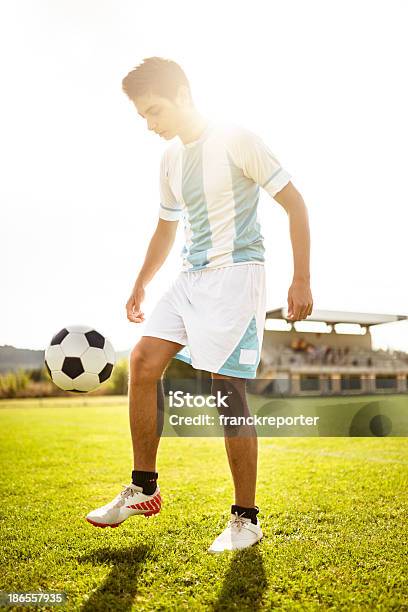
left=86, top=57, right=313, bottom=552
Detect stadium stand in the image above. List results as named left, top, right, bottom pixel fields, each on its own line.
left=252, top=309, right=408, bottom=396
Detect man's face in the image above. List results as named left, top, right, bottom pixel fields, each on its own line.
left=133, top=91, right=186, bottom=140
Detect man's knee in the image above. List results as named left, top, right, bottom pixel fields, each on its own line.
left=211, top=375, right=250, bottom=436
left=129, top=344, right=164, bottom=382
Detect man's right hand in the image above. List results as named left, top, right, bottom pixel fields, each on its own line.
left=126, top=283, right=146, bottom=324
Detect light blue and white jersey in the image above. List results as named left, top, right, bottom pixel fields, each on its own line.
left=159, top=121, right=291, bottom=271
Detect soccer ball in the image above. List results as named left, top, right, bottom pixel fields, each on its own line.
left=45, top=325, right=116, bottom=393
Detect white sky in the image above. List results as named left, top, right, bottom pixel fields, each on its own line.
left=1, top=0, right=407, bottom=353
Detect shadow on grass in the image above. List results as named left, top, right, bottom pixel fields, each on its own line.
left=211, top=544, right=267, bottom=611
left=78, top=544, right=150, bottom=611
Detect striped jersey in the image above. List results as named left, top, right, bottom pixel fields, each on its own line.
left=159, top=121, right=291, bottom=271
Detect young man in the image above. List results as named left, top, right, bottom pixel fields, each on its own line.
left=86, top=57, right=313, bottom=552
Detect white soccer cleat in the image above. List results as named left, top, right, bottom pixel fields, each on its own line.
left=208, top=512, right=263, bottom=553
left=86, top=483, right=162, bottom=528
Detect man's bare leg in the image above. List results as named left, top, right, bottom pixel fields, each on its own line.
left=211, top=372, right=257, bottom=508
left=85, top=336, right=183, bottom=528
left=129, top=336, right=184, bottom=471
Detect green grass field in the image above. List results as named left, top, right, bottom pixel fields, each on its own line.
left=1, top=395, right=407, bottom=611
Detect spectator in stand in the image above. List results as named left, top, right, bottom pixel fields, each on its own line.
left=315, top=344, right=326, bottom=364
left=298, top=338, right=308, bottom=352
left=291, top=338, right=304, bottom=352
left=306, top=343, right=316, bottom=363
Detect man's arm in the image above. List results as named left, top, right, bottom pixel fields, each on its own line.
left=274, top=181, right=313, bottom=321
left=135, top=218, right=179, bottom=287
left=126, top=218, right=179, bottom=323
left=227, top=127, right=313, bottom=321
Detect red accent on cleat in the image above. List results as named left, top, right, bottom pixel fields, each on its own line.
left=156, top=496, right=162, bottom=508
left=125, top=492, right=162, bottom=509
left=144, top=507, right=160, bottom=517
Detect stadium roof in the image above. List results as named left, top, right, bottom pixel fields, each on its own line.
left=266, top=308, right=408, bottom=327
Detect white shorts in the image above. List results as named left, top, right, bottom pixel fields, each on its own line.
left=142, top=263, right=267, bottom=379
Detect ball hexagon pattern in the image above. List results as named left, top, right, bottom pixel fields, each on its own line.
left=45, top=325, right=116, bottom=393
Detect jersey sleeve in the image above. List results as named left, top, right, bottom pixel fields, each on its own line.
left=232, top=128, right=292, bottom=197
left=159, top=151, right=183, bottom=221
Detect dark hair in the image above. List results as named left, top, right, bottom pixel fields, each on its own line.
left=122, top=56, right=192, bottom=104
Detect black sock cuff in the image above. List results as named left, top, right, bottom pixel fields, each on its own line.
left=231, top=505, right=259, bottom=525
left=132, top=470, right=158, bottom=483
left=132, top=470, right=158, bottom=495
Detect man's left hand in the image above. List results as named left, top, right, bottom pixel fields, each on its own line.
left=287, top=280, right=313, bottom=321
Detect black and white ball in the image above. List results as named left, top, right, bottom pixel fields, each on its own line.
left=45, top=325, right=116, bottom=393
